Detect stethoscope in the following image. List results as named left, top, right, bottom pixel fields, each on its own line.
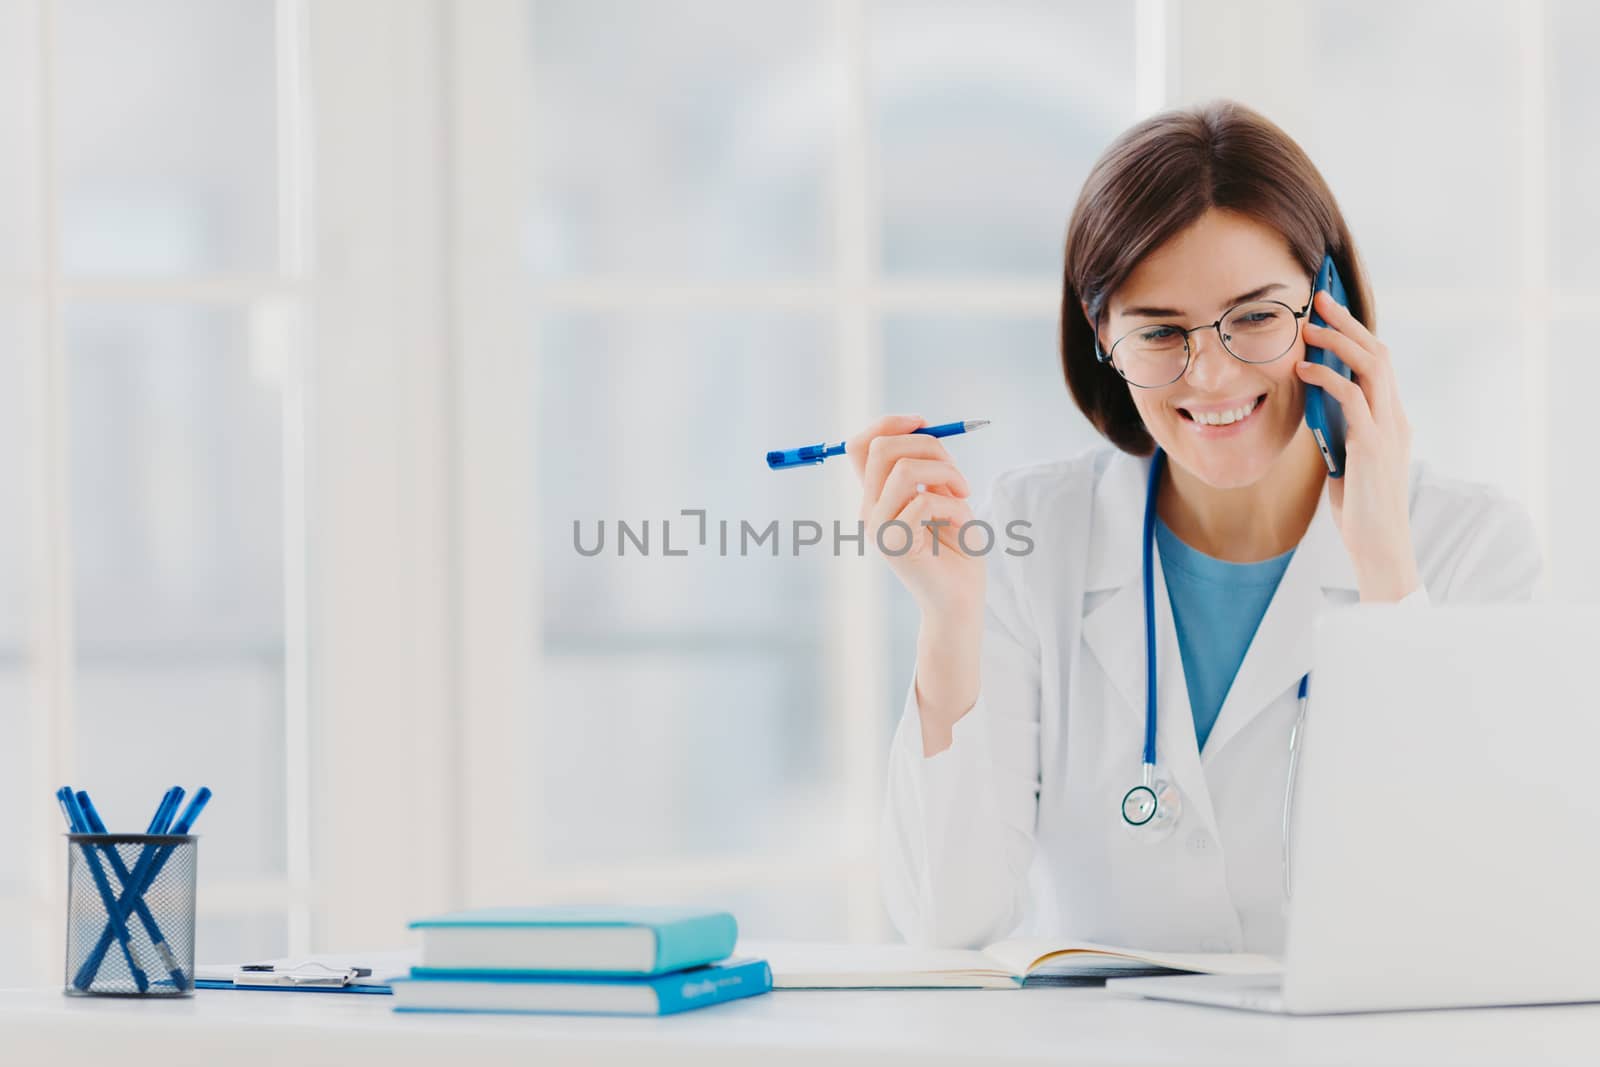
left=1120, top=449, right=1311, bottom=887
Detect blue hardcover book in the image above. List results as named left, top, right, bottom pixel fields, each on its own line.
left=408, top=906, right=738, bottom=977
left=392, top=957, right=772, bottom=1016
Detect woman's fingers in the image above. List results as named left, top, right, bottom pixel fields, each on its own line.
left=869, top=457, right=971, bottom=527
left=1301, top=319, right=1394, bottom=421
left=1308, top=290, right=1394, bottom=417
left=889, top=487, right=978, bottom=559
left=846, top=415, right=985, bottom=563
left=1313, top=289, right=1383, bottom=354
left=846, top=414, right=926, bottom=481
left=860, top=438, right=964, bottom=517
left=1296, top=360, right=1374, bottom=435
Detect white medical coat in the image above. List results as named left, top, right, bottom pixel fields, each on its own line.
left=880, top=447, right=1542, bottom=954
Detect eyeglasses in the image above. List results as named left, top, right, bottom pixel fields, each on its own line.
left=1096, top=292, right=1314, bottom=389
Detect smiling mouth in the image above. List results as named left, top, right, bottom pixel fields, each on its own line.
left=1179, top=393, right=1267, bottom=427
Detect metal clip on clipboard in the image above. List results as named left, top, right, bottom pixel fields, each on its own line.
left=233, top=961, right=375, bottom=989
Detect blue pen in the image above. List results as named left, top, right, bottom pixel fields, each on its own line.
left=78, top=791, right=188, bottom=990
left=75, top=786, right=199, bottom=992
left=154, top=786, right=184, bottom=834
left=151, top=787, right=180, bottom=834
left=58, top=787, right=150, bottom=993
left=129, top=786, right=180, bottom=919
left=55, top=786, right=83, bottom=833
left=168, top=787, right=212, bottom=836
left=766, top=418, right=990, bottom=470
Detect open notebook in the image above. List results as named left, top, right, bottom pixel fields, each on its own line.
left=739, top=939, right=1281, bottom=989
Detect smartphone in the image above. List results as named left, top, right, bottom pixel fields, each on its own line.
left=1303, top=252, right=1352, bottom=478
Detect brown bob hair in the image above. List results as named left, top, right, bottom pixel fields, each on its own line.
left=1060, top=99, right=1375, bottom=456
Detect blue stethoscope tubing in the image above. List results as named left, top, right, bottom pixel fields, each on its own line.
left=1121, top=448, right=1312, bottom=845
left=1141, top=449, right=1165, bottom=768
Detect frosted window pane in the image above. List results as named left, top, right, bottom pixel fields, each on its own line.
left=537, top=653, right=836, bottom=866
left=527, top=0, right=829, bottom=279
left=56, top=0, right=278, bottom=274
left=1551, top=0, right=1600, bottom=284
left=1289, top=2, right=1521, bottom=293
left=0, top=0, right=42, bottom=276
left=537, top=312, right=832, bottom=637
left=1381, top=317, right=1525, bottom=503
left=872, top=0, right=1137, bottom=278
left=68, top=306, right=286, bottom=648
left=534, top=311, right=836, bottom=866
left=69, top=303, right=288, bottom=880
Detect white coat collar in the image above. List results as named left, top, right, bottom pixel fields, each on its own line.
left=1080, top=449, right=1359, bottom=771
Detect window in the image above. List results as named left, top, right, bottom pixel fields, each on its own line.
left=4, top=1, right=1592, bottom=984
left=2, top=0, right=306, bottom=982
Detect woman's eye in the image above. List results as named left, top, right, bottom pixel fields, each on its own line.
left=1139, top=326, right=1180, bottom=342
left=1238, top=310, right=1279, bottom=325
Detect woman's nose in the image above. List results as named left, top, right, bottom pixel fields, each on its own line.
left=1183, top=328, right=1237, bottom=391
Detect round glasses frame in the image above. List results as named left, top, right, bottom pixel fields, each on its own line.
left=1095, top=292, right=1315, bottom=389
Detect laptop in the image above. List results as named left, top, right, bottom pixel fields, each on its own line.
left=1110, top=604, right=1600, bottom=1014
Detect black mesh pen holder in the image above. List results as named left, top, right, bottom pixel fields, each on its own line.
left=64, top=834, right=198, bottom=996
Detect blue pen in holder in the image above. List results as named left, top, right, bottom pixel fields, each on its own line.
left=64, top=833, right=198, bottom=996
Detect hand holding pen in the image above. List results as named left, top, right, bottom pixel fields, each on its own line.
left=767, top=417, right=988, bottom=469
left=767, top=414, right=991, bottom=754
left=845, top=416, right=988, bottom=758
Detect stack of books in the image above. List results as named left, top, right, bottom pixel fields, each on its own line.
left=392, top=906, right=771, bottom=1016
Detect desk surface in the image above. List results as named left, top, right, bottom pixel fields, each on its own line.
left=3, top=980, right=1595, bottom=1067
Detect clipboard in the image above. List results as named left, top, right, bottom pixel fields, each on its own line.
left=195, top=951, right=415, bottom=994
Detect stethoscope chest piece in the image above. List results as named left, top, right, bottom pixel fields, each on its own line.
left=1121, top=766, right=1182, bottom=841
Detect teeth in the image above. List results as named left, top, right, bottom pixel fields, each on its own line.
left=1191, top=397, right=1258, bottom=426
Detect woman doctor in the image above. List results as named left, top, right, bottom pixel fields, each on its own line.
left=853, top=100, right=1541, bottom=955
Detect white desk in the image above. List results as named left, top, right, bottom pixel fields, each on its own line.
left=2, top=981, right=1595, bottom=1066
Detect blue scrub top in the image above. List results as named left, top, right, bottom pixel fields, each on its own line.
left=1154, top=518, right=1295, bottom=751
